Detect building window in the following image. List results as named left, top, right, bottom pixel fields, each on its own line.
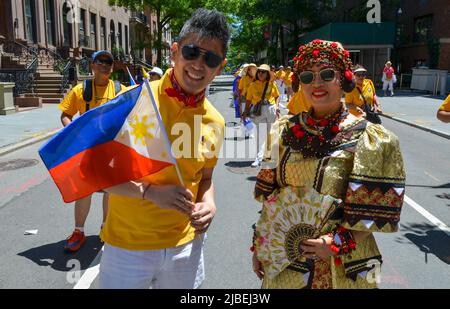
left=118, top=22, right=122, bottom=49
left=79, top=8, right=87, bottom=47
left=90, top=13, right=97, bottom=49
left=153, top=21, right=157, bottom=34
left=44, top=0, right=55, bottom=46
left=24, top=0, right=36, bottom=43
left=414, top=15, right=433, bottom=43
left=100, top=17, right=106, bottom=50
left=62, top=3, right=73, bottom=46
left=125, top=25, right=129, bottom=54
left=110, top=20, right=116, bottom=49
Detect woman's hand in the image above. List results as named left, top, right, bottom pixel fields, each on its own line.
left=252, top=251, right=265, bottom=280
left=299, top=235, right=336, bottom=261
left=145, top=185, right=195, bottom=215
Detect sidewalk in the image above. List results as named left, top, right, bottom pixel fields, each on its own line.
left=377, top=90, right=450, bottom=139
left=0, top=104, right=62, bottom=156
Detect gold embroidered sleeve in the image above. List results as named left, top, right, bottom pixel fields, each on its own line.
left=341, top=124, right=406, bottom=232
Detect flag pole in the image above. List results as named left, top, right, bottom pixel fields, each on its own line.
left=143, top=79, right=185, bottom=188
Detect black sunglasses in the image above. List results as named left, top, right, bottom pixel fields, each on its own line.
left=355, top=72, right=366, bottom=77
left=299, top=68, right=336, bottom=84
left=94, top=58, right=113, bottom=66
left=181, top=44, right=224, bottom=68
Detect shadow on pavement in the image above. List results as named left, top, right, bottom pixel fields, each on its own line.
left=405, top=182, right=450, bottom=189
left=17, top=235, right=103, bottom=272
left=396, top=223, right=450, bottom=265
left=225, top=161, right=254, bottom=168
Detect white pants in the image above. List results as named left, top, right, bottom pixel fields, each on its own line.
left=276, top=80, right=285, bottom=101
left=383, top=79, right=394, bottom=92
left=252, top=104, right=277, bottom=161
left=99, top=234, right=206, bottom=289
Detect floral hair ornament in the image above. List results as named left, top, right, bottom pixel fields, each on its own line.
left=293, top=39, right=356, bottom=93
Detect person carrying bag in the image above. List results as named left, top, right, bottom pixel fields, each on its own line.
left=357, top=86, right=382, bottom=124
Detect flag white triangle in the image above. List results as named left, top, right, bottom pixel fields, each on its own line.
left=349, top=182, right=363, bottom=192
left=362, top=220, right=374, bottom=229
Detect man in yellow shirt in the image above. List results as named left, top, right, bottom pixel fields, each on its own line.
left=99, top=8, right=229, bottom=289
left=437, top=94, right=450, bottom=123
left=59, top=50, right=126, bottom=253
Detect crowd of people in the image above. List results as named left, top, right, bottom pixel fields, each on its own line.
left=53, top=7, right=449, bottom=289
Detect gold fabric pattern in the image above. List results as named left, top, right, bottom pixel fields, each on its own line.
left=282, top=153, right=319, bottom=187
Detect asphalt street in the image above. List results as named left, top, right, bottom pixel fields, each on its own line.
left=0, top=87, right=449, bottom=289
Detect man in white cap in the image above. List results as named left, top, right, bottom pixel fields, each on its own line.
left=150, top=67, right=164, bottom=81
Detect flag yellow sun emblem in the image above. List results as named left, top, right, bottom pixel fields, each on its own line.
left=129, top=114, right=155, bottom=145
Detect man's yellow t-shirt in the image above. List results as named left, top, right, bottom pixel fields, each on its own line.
left=238, top=75, right=254, bottom=97
left=345, top=79, right=376, bottom=116
left=58, top=80, right=126, bottom=116
left=287, top=88, right=311, bottom=115
left=246, top=80, right=280, bottom=105
left=100, top=69, right=225, bottom=250
left=439, top=94, right=450, bottom=111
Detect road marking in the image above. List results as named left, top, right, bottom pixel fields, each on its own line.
left=405, top=195, right=450, bottom=238
left=424, top=171, right=440, bottom=182
left=73, top=246, right=104, bottom=289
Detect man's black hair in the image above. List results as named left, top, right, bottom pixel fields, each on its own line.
left=178, top=8, right=230, bottom=57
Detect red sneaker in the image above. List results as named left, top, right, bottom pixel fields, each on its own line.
left=64, top=229, right=86, bottom=252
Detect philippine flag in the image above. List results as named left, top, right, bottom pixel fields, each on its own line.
left=39, top=81, right=175, bottom=203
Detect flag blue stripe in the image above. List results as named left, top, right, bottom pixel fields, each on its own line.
left=39, top=84, right=142, bottom=170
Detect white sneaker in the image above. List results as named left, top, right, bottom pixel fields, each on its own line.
left=251, top=159, right=261, bottom=167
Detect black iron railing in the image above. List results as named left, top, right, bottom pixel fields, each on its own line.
left=0, top=40, right=38, bottom=96
left=78, top=57, right=90, bottom=75
left=37, top=46, right=75, bottom=94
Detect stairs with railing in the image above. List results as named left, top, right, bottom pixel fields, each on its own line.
left=0, top=41, right=73, bottom=105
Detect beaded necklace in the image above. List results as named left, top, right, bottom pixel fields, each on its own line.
left=283, top=105, right=348, bottom=158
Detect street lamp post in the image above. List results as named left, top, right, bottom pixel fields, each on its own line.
left=394, top=7, right=403, bottom=74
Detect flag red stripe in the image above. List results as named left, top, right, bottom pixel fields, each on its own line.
left=49, top=140, right=172, bottom=203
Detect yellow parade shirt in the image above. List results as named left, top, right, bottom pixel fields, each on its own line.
left=439, top=94, right=450, bottom=111
left=284, top=71, right=293, bottom=86
left=100, top=69, right=225, bottom=250
left=287, top=88, right=311, bottom=115
left=345, top=79, right=376, bottom=116
left=238, top=75, right=254, bottom=97
left=246, top=80, right=280, bottom=105
left=58, top=80, right=126, bottom=116
left=275, top=70, right=285, bottom=80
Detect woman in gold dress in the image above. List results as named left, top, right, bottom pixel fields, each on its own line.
left=251, top=39, right=406, bottom=289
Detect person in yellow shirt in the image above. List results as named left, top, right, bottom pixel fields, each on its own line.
left=58, top=50, right=126, bottom=253
left=284, top=66, right=294, bottom=102
left=242, top=64, right=280, bottom=167
left=345, top=65, right=380, bottom=117
left=99, top=8, right=229, bottom=289
left=275, top=65, right=286, bottom=101
left=437, top=94, right=450, bottom=123
left=287, top=85, right=311, bottom=115
left=238, top=63, right=257, bottom=112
